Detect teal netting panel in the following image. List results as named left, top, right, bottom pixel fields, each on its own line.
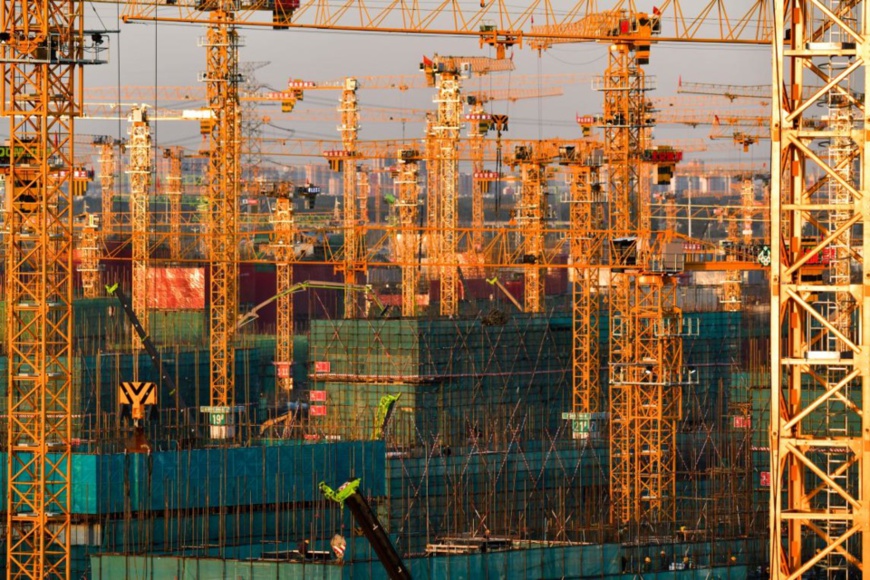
left=89, top=540, right=759, bottom=579
left=0, top=441, right=385, bottom=515
left=91, top=556, right=343, bottom=580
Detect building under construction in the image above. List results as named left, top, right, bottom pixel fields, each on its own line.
left=0, top=2, right=864, bottom=580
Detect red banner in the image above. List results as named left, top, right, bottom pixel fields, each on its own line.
left=759, top=472, right=770, bottom=487
left=275, top=363, right=291, bottom=379
left=733, top=415, right=751, bottom=429
left=147, top=268, right=205, bottom=309
left=314, top=361, right=331, bottom=374
left=310, top=405, right=327, bottom=417
left=309, top=390, right=327, bottom=402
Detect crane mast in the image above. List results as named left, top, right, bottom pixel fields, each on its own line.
left=202, top=7, right=241, bottom=414
left=77, top=212, right=102, bottom=298
left=95, top=136, right=118, bottom=238
left=422, top=54, right=512, bottom=316
left=334, top=77, right=362, bottom=318
left=718, top=179, right=760, bottom=312
left=593, top=22, right=685, bottom=532
left=568, top=154, right=603, bottom=420
left=771, top=1, right=870, bottom=577
left=510, top=145, right=549, bottom=313
left=603, top=40, right=646, bottom=527
left=163, top=146, right=184, bottom=260
left=467, top=105, right=488, bottom=255
left=465, top=91, right=551, bottom=265
left=1, top=0, right=84, bottom=574
left=394, top=149, right=420, bottom=317
left=432, top=66, right=461, bottom=316
left=127, top=105, right=152, bottom=356
left=356, top=163, right=370, bottom=275
left=424, top=113, right=440, bottom=287
left=270, top=187, right=295, bottom=392
left=719, top=203, right=745, bottom=313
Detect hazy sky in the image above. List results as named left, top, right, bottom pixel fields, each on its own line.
left=79, top=5, right=772, bottom=169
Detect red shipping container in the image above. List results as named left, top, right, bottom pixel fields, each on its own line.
left=310, top=405, right=327, bottom=417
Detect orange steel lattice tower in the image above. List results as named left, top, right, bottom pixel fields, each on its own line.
left=163, top=146, right=184, bottom=260
left=595, top=24, right=684, bottom=532
left=327, top=77, right=362, bottom=318
left=394, top=149, right=421, bottom=317
left=508, top=143, right=551, bottom=314
left=771, top=1, right=870, bottom=577
left=203, top=7, right=241, bottom=413
left=424, top=112, right=440, bottom=285
left=466, top=101, right=490, bottom=255
left=0, top=0, right=90, bottom=573
left=567, top=150, right=604, bottom=422
left=425, top=59, right=462, bottom=316
left=270, top=186, right=294, bottom=391
left=127, top=105, right=151, bottom=354
left=339, top=78, right=361, bottom=318
left=95, top=135, right=119, bottom=238
left=77, top=212, right=102, bottom=299
left=422, top=55, right=512, bottom=316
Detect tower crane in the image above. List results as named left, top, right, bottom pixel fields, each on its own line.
left=240, top=72, right=586, bottom=114
left=10, top=0, right=769, bottom=577
left=708, top=123, right=768, bottom=152
left=268, top=76, right=368, bottom=319
left=127, top=105, right=152, bottom=359
left=714, top=178, right=765, bottom=313
left=503, top=141, right=557, bottom=314
left=239, top=61, right=270, bottom=184
left=76, top=212, right=102, bottom=298
left=504, top=139, right=606, bottom=422
left=423, top=112, right=440, bottom=286
left=162, top=146, right=185, bottom=260
left=466, top=105, right=500, bottom=258
left=202, top=6, right=242, bottom=428
left=93, top=135, right=122, bottom=238
left=529, top=5, right=773, bottom=541
left=465, top=86, right=563, bottom=262
left=0, top=0, right=106, bottom=574
left=534, top=8, right=684, bottom=534
left=771, top=3, right=870, bottom=577
left=117, top=0, right=265, bottom=433
left=263, top=181, right=296, bottom=392
left=653, top=105, right=770, bottom=153
left=322, top=78, right=363, bottom=318
left=115, top=0, right=251, bottom=431
left=656, top=96, right=772, bottom=314
left=421, top=54, right=513, bottom=316
left=392, top=149, right=421, bottom=317
left=565, top=145, right=605, bottom=426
